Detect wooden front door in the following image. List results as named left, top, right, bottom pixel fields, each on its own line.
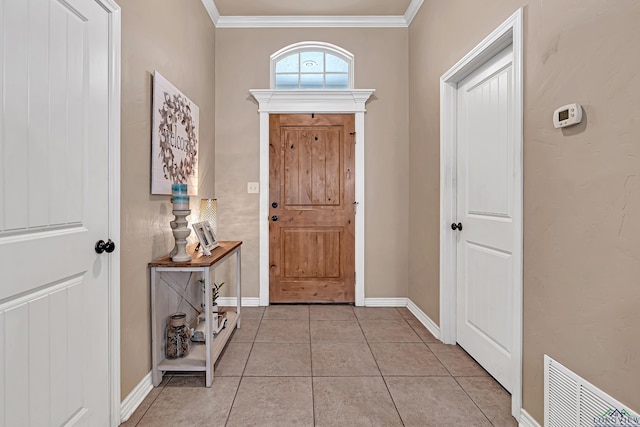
left=269, top=114, right=355, bottom=303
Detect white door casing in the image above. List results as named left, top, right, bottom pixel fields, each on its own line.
left=249, top=90, right=374, bottom=307
left=456, top=44, right=515, bottom=392
left=440, top=8, right=523, bottom=420
left=0, top=0, right=121, bottom=425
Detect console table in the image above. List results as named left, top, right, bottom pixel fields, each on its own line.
left=149, top=241, right=242, bottom=387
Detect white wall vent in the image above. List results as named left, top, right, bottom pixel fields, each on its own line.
left=544, top=355, right=639, bottom=427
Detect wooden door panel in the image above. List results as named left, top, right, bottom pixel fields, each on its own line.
left=282, top=229, right=341, bottom=278
left=278, top=282, right=350, bottom=302
left=270, top=114, right=355, bottom=303
left=283, top=128, right=342, bottom=207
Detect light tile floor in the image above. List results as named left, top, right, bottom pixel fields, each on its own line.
left=121, top=306, right=517, bottom=427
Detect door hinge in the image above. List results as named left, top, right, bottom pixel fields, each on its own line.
left=353, top=201, right=359, bottom=213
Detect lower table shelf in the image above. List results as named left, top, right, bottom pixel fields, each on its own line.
left=157, top=343, right=206, bottom=371
left=156, top=311, right=239, bottom=377
left=211, top=311, right=239, bottom=362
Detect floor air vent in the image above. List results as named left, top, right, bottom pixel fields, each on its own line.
left=544, top=355, right=639, bottom=427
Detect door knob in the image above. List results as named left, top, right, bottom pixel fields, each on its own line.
left=451, top=222, right=463, bottom=231
left=271, top=215, right=279, bottom=222
left=95, top=239, right=116, bottom=254
left=272, top=202, right=278, bottom=208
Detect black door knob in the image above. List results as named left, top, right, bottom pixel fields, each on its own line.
left=271, top=215, right=279, bottom=222
left=451, top=222, right=463, bottom=231
left=272, top=202, right=278, bottom=208
left=95, top=239, right=116, bottom=254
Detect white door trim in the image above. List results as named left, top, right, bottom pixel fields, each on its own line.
left=249, top=89, right=374, bottom=306
left=98, top=0, right=122, bottom=424
left=439, top=8, right=523, bottom=419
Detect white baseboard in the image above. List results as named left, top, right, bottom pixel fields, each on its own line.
left=217, top=297, right=260, bottom=307
left=364, top=297, right=408, bottom=307
left=407, top=299, right=441, bottom=340
left=120, top=371, right=153, bottom=423
left=519, top=409, right=541, bottom=427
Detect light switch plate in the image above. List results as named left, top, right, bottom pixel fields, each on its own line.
left=247, top=182, right=259, bottom=193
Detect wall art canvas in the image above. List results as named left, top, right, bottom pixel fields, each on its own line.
left=151, top=71, right=199, bottom=195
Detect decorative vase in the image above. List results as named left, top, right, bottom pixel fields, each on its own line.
left=170, top=183, right=192, bottom=262
left=165, top=313, right=192, bottom=359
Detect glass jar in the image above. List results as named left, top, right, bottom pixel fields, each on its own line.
left=165, top=312, right=191, bottom=359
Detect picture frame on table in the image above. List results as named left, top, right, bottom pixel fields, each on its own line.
left=193, top=221, right=219, bottom=256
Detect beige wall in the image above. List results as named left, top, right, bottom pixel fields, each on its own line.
left=409, top=0, right=640, bottom=422
left=215, top=28, right=410, bottom=300
left=119, top=0, right=216, bottom=397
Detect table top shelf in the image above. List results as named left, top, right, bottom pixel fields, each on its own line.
left=149, top=241, right=242, bottom=268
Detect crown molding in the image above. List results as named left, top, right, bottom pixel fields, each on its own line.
left=202, top=0, right=425, bottom=28
left=404, top=0, right=425, bottom=26
left=201, top=0, right=220, bottom=26
left=217, top=15, right=408, bottom=28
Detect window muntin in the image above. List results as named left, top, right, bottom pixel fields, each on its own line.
left=271, top=43, right=353, bottom=90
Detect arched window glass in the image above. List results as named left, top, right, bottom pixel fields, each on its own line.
left=271, top=42, right=354, bottom=90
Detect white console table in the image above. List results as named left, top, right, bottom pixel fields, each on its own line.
left=149, top=241, right=242, bottom=387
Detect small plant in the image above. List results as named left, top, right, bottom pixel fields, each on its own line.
left=199, top=279, right=225, bottom=306
left=211, top=281, right=225, bottom=305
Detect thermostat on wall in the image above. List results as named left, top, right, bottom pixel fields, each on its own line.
left=553, top=103, right=582, bottom=128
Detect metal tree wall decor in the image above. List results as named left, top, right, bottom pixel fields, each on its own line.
left=151, top=71, right=199, bottom=195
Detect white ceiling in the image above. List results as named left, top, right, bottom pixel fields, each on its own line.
left=201, top=0, right=424, bottom=28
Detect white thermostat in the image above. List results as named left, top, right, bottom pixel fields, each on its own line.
left=553, top=103, right=582, bottom=128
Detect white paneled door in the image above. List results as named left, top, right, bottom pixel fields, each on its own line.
left=0, top=0, right=112, bottom=425
left=455, top=45, right=515, bottom=392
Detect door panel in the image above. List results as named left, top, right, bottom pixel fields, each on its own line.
left=456, top=45, right=515, bottom=392
left=464, top=242, right=512, bottom=353
left=282, top=229, right=341, bottom=278
left=270, top=114, right=355, bottom=303
left=0, top=0, right=111, bottom=424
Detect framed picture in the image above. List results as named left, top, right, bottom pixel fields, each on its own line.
left=151, top=71, right=199, bottom=195
left=192, top=221, right=219, bottom=256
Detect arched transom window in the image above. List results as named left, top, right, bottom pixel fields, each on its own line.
left=271, top=42, right=354, bottom=90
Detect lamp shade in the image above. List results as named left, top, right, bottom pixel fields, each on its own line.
left=199, top=198, right=217, bottom=234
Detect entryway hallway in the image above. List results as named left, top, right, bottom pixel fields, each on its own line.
left=121, top=306, right=516, bottom=426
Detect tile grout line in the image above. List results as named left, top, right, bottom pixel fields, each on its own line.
left=309, top=306, right=316, bottom=427
left=452, top=376, right=495, bottom=426
left=399, top=307, right=506, bottom=426
left=131, top=374, right=172, bottom=427
left=426, top=343, right=457, bottom=377
left=356, top=308, right=406, bottom=426
left=224, top=308, right=265, bottom=427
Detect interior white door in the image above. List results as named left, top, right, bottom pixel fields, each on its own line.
left=0, top=0, right=112, bottom=425
left=455, top=44, right=515, bottom=392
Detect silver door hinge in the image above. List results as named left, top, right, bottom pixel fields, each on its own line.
left=353, top=201, right=359, bottom=213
